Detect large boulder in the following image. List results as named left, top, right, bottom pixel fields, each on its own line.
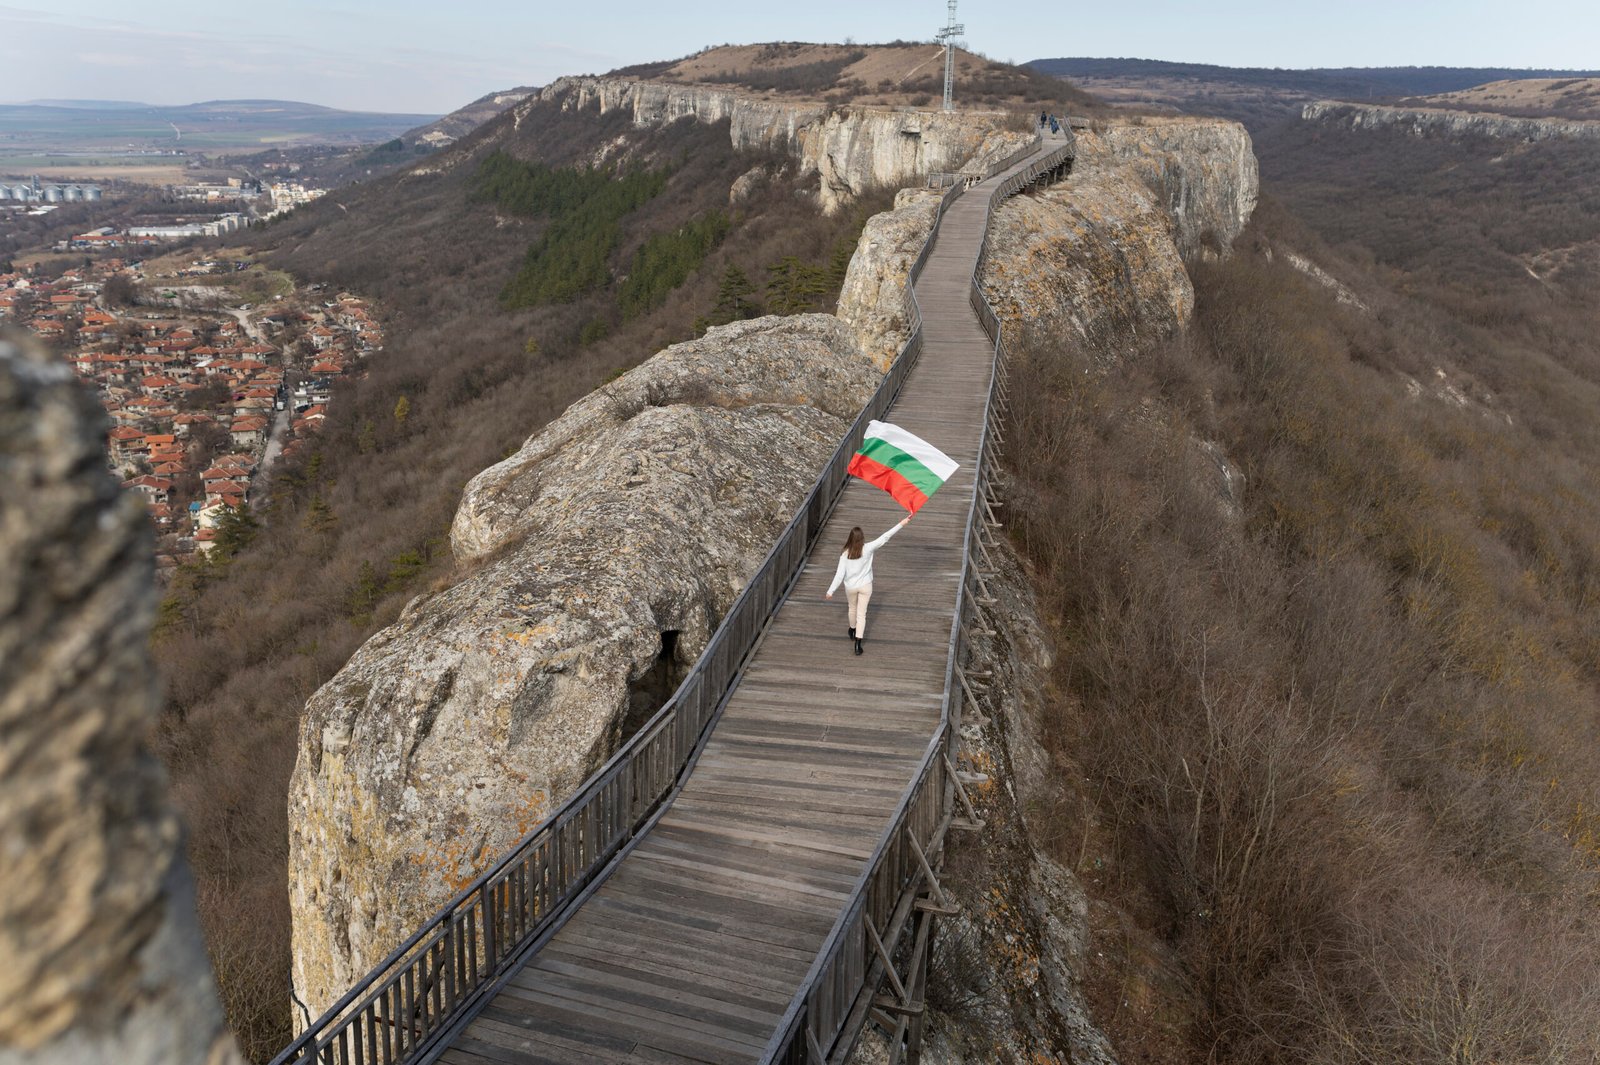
left=0, top=336, right=239, bottom=1065
left=289, top=314, right=881, bottom=1016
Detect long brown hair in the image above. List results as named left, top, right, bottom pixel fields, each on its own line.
left=844, top=526, right=864, bottom=560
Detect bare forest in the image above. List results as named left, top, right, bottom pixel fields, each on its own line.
left=999, top=122, right=1600, bottom=1062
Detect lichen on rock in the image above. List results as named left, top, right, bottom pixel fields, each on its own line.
left=0, top=335, right=239, bottom=1065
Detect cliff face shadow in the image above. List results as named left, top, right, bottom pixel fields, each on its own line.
left=622, top=629, right=685, bottom=737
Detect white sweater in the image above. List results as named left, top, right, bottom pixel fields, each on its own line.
left=827, top=522, right=905, bottom=594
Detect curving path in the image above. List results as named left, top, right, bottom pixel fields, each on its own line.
left=425, top=143, right=1060, bottom=1065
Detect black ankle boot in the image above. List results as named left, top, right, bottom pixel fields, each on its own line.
left=854, top=636, right=864, bottom=655
left=848, top=627, right=856, bottom=639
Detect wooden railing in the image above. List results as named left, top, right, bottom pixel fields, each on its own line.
left=270, top=154, right=972, bottom=1065
left=761, top=133, right=1076, bottom=1065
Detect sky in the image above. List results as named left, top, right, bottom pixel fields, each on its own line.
left=3, top=0, right=1598, bottom=115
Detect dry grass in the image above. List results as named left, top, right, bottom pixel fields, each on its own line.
left=1402, top=77, right=1600, bottom=121
left=613, top=43, right=1100, bottom=114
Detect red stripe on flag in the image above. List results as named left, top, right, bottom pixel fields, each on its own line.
left=847, top=452, right=932, bottom=513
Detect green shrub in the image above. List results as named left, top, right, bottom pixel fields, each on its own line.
left=619, top=211, right=730, bottom=320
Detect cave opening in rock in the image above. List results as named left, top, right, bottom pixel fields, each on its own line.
left=622, top=629, right=686, bottom=738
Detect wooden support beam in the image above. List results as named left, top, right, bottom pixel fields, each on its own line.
left=807, top=1026, right=827, bottom=1065
left=944, top=754, right=985, bottom=828
left=865, top=916, right=911, bottom=1004
left=873, top=995, right=926, bottom=1017
left=908, top=835, right=952, bottom=911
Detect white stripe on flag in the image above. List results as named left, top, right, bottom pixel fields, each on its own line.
left=864, top=420, right=960, bottom=482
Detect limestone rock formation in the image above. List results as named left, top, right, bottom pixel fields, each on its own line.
left=0, top=336, right=239, bottom=1065
left=1303, top=100, right=1600, bottom=142
left=289, top=112, right=1260, bottom=1038
left=1073, top=119, right=1259, bottom=260
left=535, top=77, right=1021, bottom=212
left=289, top=314, right=881, bottom=1016
left=835, top=187, right=944, bottom=370
left=982, top=118, right=1258, bottom=356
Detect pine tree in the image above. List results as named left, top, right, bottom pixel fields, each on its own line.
left=766, top=257, right=830, bottom=314
left=710, top=264, right=762, bottom=325
left=348, top=560, right=381, bottom=620
left=211, top=504, right=258, bottom=560
left=303, top=495, right=337, bottom=536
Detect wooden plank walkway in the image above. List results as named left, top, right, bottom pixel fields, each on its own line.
left=432, top=150, right=1039, bottom=1065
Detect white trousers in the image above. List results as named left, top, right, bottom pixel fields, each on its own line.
left=847, top=583, right=873, bottom=638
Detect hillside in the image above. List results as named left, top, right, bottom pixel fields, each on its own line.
left=398, top=86, right=539, bottom=149
left=614, top=41, right=1099, bottom=112
left=0, top=99, right=441, bottom=154
left=1399, top=76, right=1600, bottom=119
left=1027, top=57, right=1600, bottom=129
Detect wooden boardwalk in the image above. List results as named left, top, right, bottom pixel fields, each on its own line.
left=431, top=152, right=1038, bottom=1065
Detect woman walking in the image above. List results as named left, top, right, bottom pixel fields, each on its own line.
left=826, top=516, right=910, bottom=655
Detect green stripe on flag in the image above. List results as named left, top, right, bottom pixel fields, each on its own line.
left=856, top=437, right=948, bottom=499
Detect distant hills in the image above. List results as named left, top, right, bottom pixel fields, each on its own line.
left=1400, top=77, right=1600, bottom=121
left=1027, top=58, right=1600, bottom=130
left=0, top=99, right=442, bottom=154
left=399, top=87, right=539, bottom=149
left=1028, top=59, right=1600, bottom=99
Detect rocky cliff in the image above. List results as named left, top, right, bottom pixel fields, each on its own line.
left=835, top=186, right=944, bottom=369
left=1303, top=100, right=1600, bottom=142
left=535, top=76, right=1031, bottom=212
left=288, top=112, right=1260, bottom=1041
left=982, top=118, right=1258, bottom=356
left=0, top=336, right=239, bottom=1065
left=288, top=315, right=881, bottom=1016
left=856, top=114, right=1258, bottom=1065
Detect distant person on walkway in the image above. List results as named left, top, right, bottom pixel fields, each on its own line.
left=1049, top=115, right=1061, bottom=135
left=1039, top=109, right=1048, bottom=129
left=826, top=516, right=910, bottom=655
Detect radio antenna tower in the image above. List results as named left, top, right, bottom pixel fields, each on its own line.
left=936, top=0, right=964, bottom=111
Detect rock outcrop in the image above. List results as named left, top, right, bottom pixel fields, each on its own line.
left=289, top=112, right=1261, bottom=1041
left=982, top=118, right=1257, bottom=356
left=289, top=315, right=881, bottom=1016
left=1303, top=100, right=1600, bottom=142
left=0, top=336, right=239, bottom=1065
left=535, top=76, right=1029, bottom=212
left=857, top=117, right=1258, bottom=1065
left=835, top=187, right=944, bottom=369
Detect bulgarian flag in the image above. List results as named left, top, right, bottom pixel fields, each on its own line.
left=847, top=420, right=960, bottom=514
